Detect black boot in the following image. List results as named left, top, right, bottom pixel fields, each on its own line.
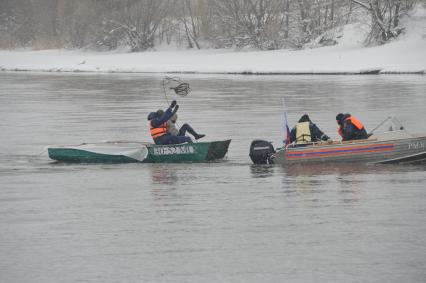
left=180, top=124, right=205, bottom=140
left=194, top=133, right=205, bottom=140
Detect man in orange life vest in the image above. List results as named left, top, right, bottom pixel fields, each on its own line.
left=147, top=100, right=193, bottom=145
left=336, top=113, right=368, bottom=141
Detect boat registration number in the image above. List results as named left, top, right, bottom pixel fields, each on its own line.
left=152, top=145, right=195, bottom=155
left=408, top=141, right=425, bottom=150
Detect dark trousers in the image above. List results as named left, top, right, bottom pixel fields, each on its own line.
left=154, top=134, right=191, bottom=145
left=178, top=123, right=196, bottom=137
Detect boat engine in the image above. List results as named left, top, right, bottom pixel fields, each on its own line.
left=249, top=140, right=275, bottom=164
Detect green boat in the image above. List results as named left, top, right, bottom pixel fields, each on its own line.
left=47, top=140, right=231, bottom=163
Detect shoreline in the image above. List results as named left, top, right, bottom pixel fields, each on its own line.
left=1, top=68, right=424, bottom=75
left=1, top=35, right=425, bottom=75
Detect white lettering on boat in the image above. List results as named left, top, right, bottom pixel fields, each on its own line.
left=408, top=141, right=425, bottom=150
left=152, top=145, right=195, bottom=155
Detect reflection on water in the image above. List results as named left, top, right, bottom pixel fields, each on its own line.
left=250, top=162, right=421, bottom=178
left=249, top=164, right=275, bottom=178
left=1, top=73, right=426, bottom=283
left=149, top=164, right=179, bottom=185
left=281, top=163, right=394, bottom=177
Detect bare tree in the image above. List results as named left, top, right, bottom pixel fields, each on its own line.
left=294, top=0, right=350, bottom=47
left=30, top=0, right=62, bottom=49
left=0, top=0, right=34, bottom=48
left=0, top=0, right=421, bottom=51
left=207, top=0, right=293, bottom=50
left=177, top=0, right=202, bottom=49
left=351, top=0, right=418, bottom=45
left=101, top=0, right=175, bottom=52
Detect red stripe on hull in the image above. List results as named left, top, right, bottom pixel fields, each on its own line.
left=286, top=143, right=395, bottom=159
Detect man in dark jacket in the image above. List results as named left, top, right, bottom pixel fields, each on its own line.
left=147, top=100, right=192, bottom=145
left=290, top=114, right=330, bottom=144
left=336, top=113, right=368, bottom=141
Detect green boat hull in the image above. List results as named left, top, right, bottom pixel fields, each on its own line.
left=48, top=140, right=231, bottom=163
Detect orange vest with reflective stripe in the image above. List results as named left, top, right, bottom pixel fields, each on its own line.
left=150, top=121, right=167, bottom=139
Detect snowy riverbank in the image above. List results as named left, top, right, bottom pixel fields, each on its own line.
left=1, top=13, right=425, bottom=75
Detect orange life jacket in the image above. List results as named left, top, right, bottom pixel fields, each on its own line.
left=346, top=116, right=364, bottom=130
left=149, top=121, right=167, bottom=139
left=337, top=116, right=364, bottom=137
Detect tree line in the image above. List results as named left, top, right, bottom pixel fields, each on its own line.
left=0, top=0, right=421, bottom=51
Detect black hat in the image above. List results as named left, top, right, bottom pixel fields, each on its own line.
left=336, top=113, right=345, bottom=123
left=298, top=114, right=311, bottom=123
left=147, top=112, right=156, bottom=120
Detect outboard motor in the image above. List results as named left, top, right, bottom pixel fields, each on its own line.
left=249, top=140, right=275, bottom=164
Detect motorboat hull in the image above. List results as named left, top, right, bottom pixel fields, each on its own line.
left=271, top=134, right=426, bottom=165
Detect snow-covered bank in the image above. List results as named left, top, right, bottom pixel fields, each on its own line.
left=1, top=17, right=425, bottom=75
left=1, top=4, right=425, bottom=75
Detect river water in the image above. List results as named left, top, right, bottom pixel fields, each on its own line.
left=0, top=72, right=425, bottom=283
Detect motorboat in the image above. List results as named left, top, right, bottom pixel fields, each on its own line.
left=249, top=117, right=426, bottom=165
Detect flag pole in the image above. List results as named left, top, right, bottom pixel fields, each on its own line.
left=281, top=97, right=291, bottom=147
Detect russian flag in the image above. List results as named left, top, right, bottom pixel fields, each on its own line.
left=283, top=111, right=291, bottom=146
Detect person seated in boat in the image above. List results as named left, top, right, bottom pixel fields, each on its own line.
left=336, top=113, right=368, bottom=141
left=289, top=114, right=330, bottom=145
left=147, top=100, right=192, bottom=145
left=167, top=113, right=205, bottom=140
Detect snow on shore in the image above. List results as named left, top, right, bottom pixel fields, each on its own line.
left=1, top=12, right=425, bottom=75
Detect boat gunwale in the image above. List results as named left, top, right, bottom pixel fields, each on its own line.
left=49, top=140, right=230, bottom=149
left=279, top=135, right=426, bottom=153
